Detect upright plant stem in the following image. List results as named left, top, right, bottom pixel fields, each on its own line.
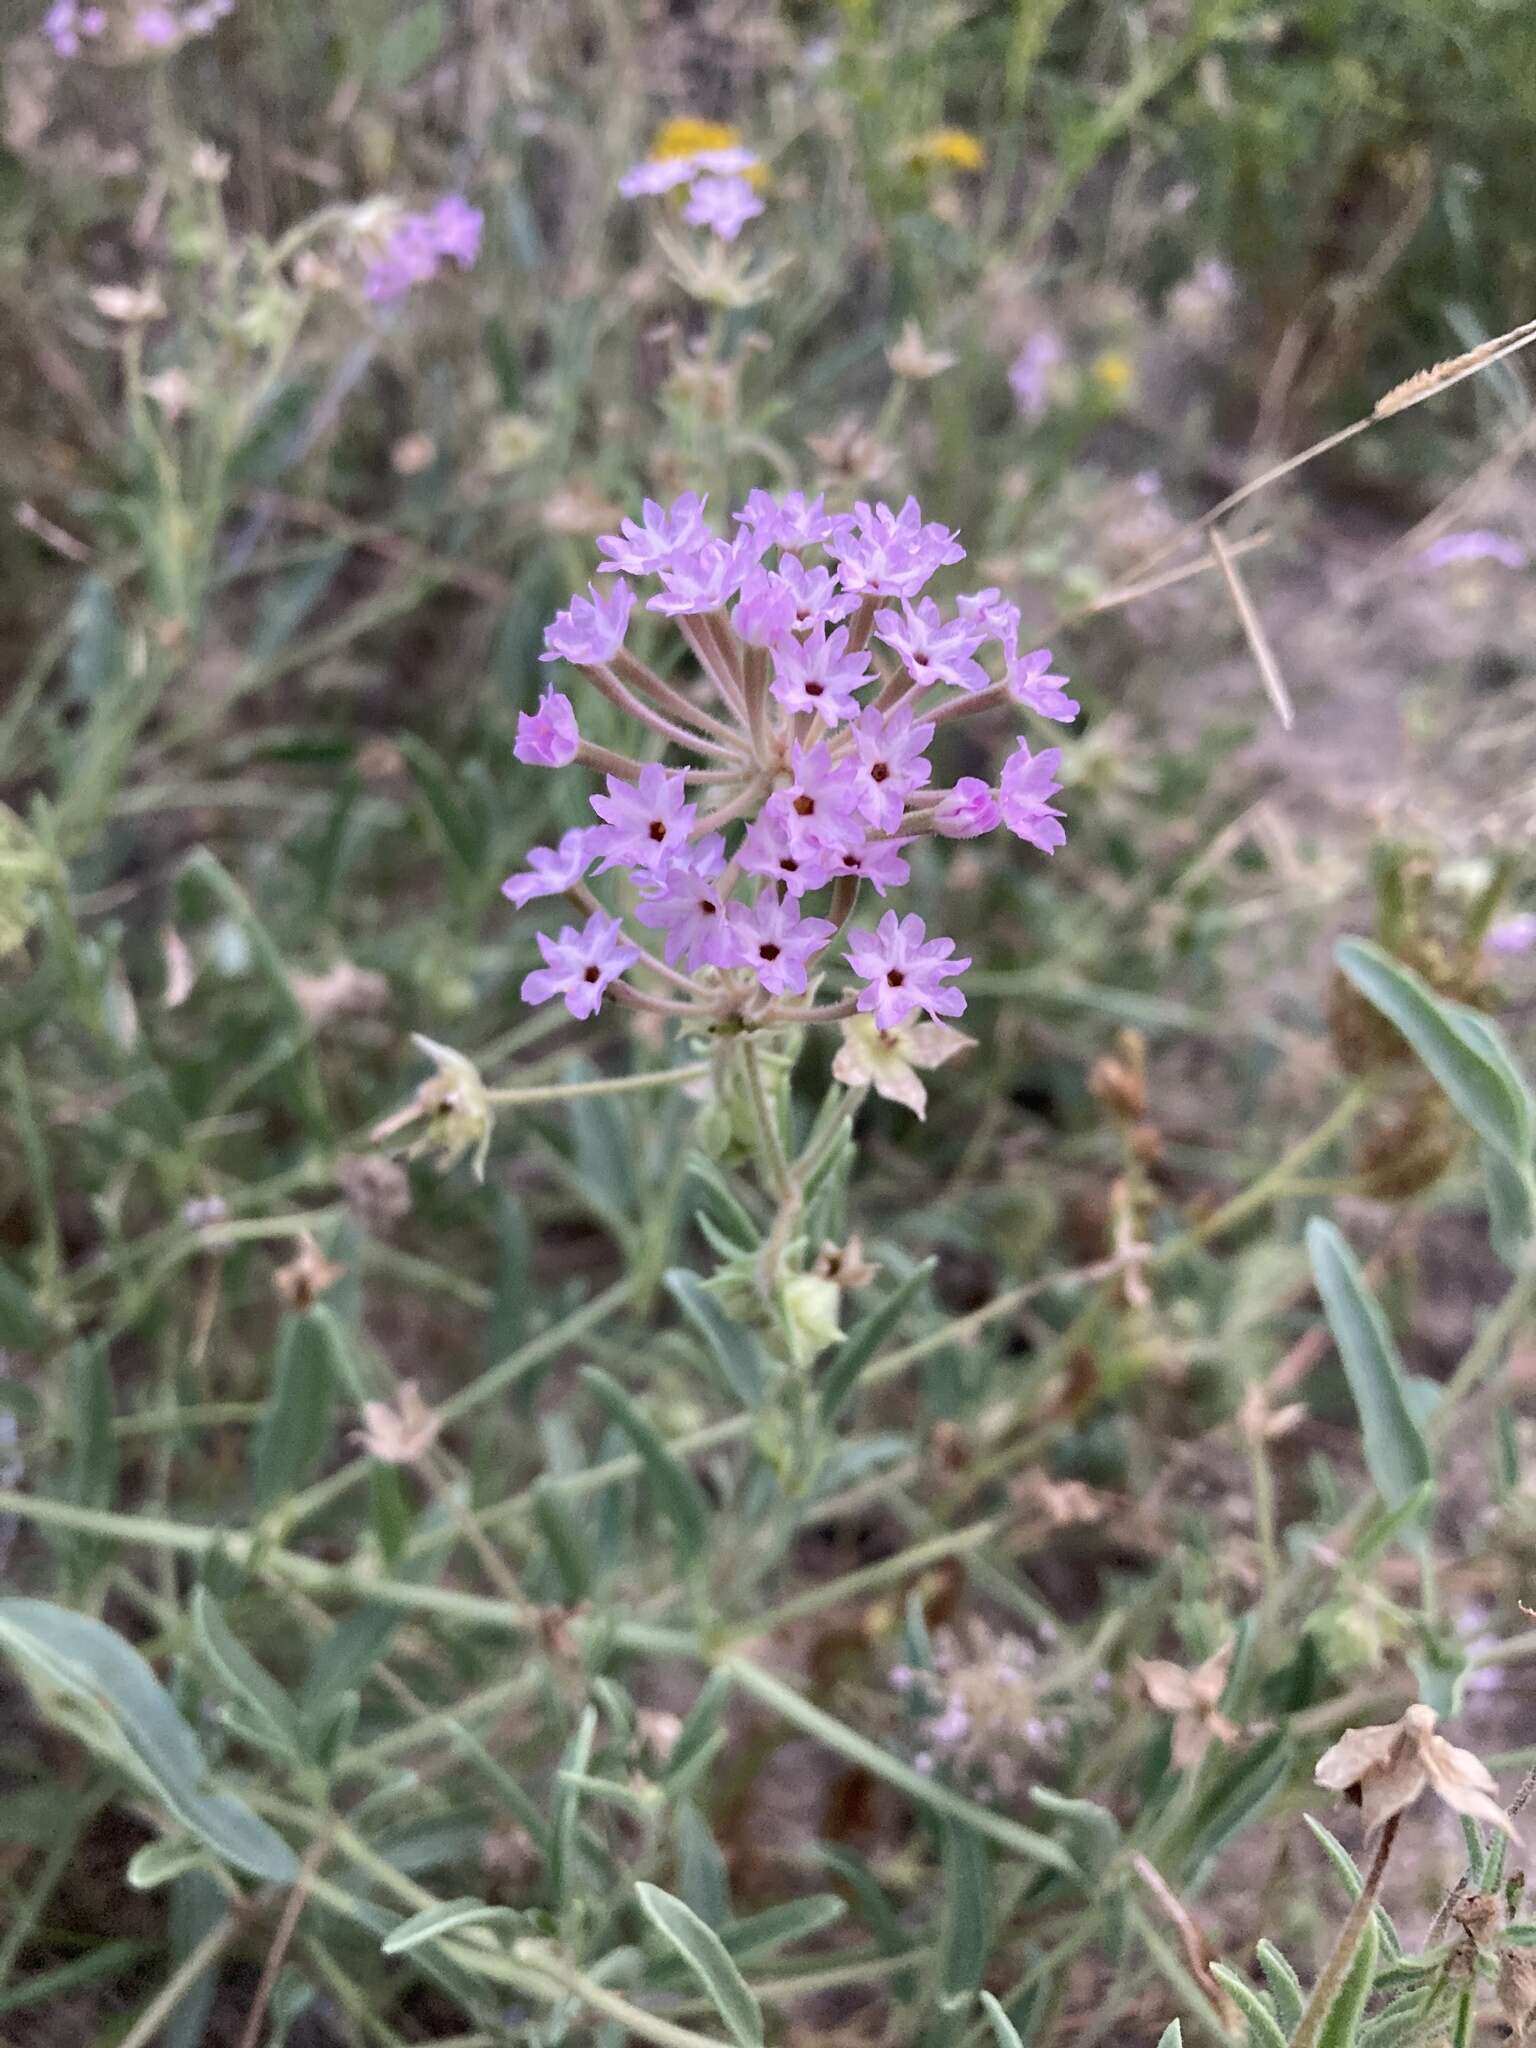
left=1288, top=1815, right=1399, bottom=2048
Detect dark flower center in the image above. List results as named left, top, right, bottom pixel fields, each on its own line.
left=806, top=681, right=823, bottom=696
left=699, top=898, right=717, bottom=915
left=870, top=762, right=890, bottom=782
left=793, top=794, right=815, bottom=816
left=760, top=942, right=781, bottom=961
left=887, top=968, right=905, bottom=987
left=648, top=819, right=668, bottom=842
left=583, top=965, right=601, bottom=982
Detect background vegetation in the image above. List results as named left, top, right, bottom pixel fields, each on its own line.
left=2, top=2, right=1536, bottom=2044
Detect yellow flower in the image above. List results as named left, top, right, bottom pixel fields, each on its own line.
left=646, top=116, right=768, bottom=190
left=1091, top=350, right=1135, bottom=400
left=902, top=128, right=987, bottom=175
left=649, top=116, right=740, bottom=163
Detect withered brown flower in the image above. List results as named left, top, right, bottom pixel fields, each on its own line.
left=1137, top=1643, right=1239, bottom=1769
left=1314, top=1704, right=1514, bottom=1837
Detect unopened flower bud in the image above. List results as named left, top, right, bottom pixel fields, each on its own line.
left=779, top=1271, right=843, bottom=1366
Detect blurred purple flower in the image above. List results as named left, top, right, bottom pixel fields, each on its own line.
left=1419, top=530, right=1528, bottom=571
left=682, top=174, right=764, bottom=241
left=1009, top=330, right=1064, bottom=421
left=1488, top=913, right=1536, bottom=957
left=364, top=193, right=483, bottom=303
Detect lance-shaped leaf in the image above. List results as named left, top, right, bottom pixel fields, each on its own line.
left=636, top=1882, right=763, bottom=2048
left=1307, top=1219, right=1432, bottom=1512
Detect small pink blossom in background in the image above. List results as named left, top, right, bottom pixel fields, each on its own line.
left=515, top=691, right=580, bottom=769
left=364, top=193, right=483, bottom=303
left=617, top=146, right=765, bottom=241
left=502, top=830, right=594, bottom=909
left=132, top=5, right=180, bottom=45
left=521, top=912, right=639, bottom=1020
left=847, top=912, right=970, bottom=1031
left=1488, top=913, right=1536, bottom=957
left=1418, top=530, right=1528, bottom=571
left=1009, top=330, right=1064, bottom=421
left=44, top=0, right=106, bottom=53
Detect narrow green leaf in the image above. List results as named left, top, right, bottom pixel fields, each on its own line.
left=1316, top=1912, right=1379, bottom=2048
left=675, top=1798, right=731, bottom=1927
left=533, top=1479, right=595, bottom=1601
left=580, top=1368, right=708, bottom=1567
left=940, top=1822, right=991, bottom=2008
left=1209, top=1964, right=1286, bottom=2048
left=380, top=1897, right=524, bottom=1955
left=718, top=1895, right=845, bottom=1959
left=251, top=1308, right=341, bottom=1513
left=818, top=1258, right=935, bottom=1423
left=68, top=1341, right=115, bottom=1507
left=192, top=1589, right=302, bottom=1757
left=126, top=1839, right=207, bottom=1890
left=398, top=734, right=486, bottom=882
left=550, top=1706, right=597, bottom=1909
left=666, top=1270, right=765, bottom=1408
left=664, top=1670, right=733, bottom=1788
left=1254, top=1939, right=1304, bottom=2032
left=1484, top=1144, right=1536, bottom=1271
left=1335, top=939, right=1534, bottom=1163
left=0, top=1599, right=297, bottom=1882
left=0, top=1257, right=51, bottom=1351
left=1307, top=1219, right=1432, bottom=1511
left=165, top=1870, right=224, bottom=2048
left=1028, top=1785, right=1121, bottom=1869
left=636, top=1882, right=764, bottom=2048
left=375, top=0, right=447, bottom=86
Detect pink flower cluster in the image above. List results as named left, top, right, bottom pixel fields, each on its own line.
left=46, top=0, right=236, bottom=53
left=503, top=489, right=1076, bottom=1032
left=364, top=195, right=484, bottom=303
left=617, top=147, right=764, bottom=242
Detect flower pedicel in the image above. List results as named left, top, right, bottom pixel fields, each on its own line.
left=503, top=489, right=1075, bottom=1060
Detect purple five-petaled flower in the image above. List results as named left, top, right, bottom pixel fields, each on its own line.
left=597, top=492, right=711, bottom=578
left=501, top=829, right=595, bottom=909
left=724, top=889, right=837, bottom=998
left=682, top=174, right=764, bottom=241
left=769, top=622, right=875, bottom=724
left=633, top=837, right=733, bottom=969
left=846, top=911, right=970, bottom=1031
left=589, top=764, right=696, bottom=874
left=521, top=911, right=639, bottom=1020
